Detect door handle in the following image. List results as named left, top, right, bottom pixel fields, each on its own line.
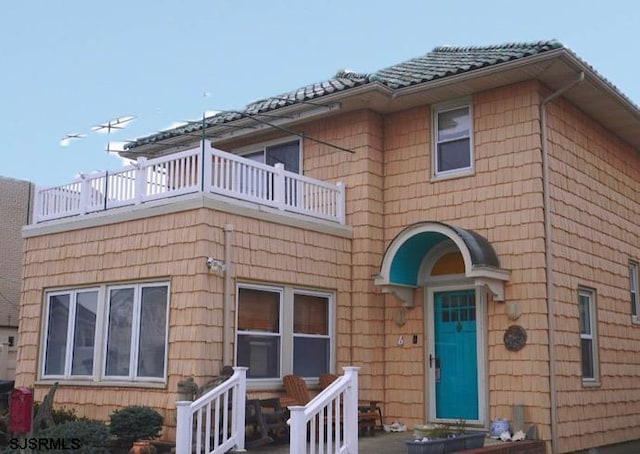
left=429, top=354, right=434, bottom=368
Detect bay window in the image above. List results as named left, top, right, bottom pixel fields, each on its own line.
left=236, top=283, right=333, bottom=381
left=42, top=282, right=169, bottom=383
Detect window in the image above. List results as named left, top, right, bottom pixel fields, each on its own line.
left=104, top=284, right=168, bottom=380
left=236, top=284, right=332, bottom=381
left=293, top=292, right=330, bottom=377
left=578, top=288, right=598, bottom=382
left=43, top=289, right=99, bottom=378
left=244, top=140, right=300, bottom=174
left=630, top=261, right=638, bottom=319
left=433, top=102, right=472, bottom=177
left=42, top=282, right=169, bottom=382
left=236, top=287, right=282, bottom=379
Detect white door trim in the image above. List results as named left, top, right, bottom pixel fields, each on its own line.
left=424, top=283, right=487, bottom=425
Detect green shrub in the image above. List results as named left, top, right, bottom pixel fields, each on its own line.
left=34, top=420, right=109, bottom=453
left=109, top=406, right=163, bottom=445
left=33, top=403, right=81, bottom=426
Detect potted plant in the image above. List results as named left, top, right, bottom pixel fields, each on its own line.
left=407, top=421, right=485, bottom=454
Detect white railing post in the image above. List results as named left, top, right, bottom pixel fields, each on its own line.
left=343, top=366, right=360, bottom=454
left=289, top=406, right=307, bottom=454
left=274, top=163, right=285, bottom=211
left=79, top=175, right=90, bottom=214
left=134, top=157, right=147, bottom=205
left=175, top=400, right=192, bottom=454
left=336, top=181, right=346, bottom=224
left=202, top=141, right=212, bottom=192
left=232, top=367, right=247, bottom=452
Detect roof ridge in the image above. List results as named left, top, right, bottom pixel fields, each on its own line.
left=431, top=40, right=563, bottom=53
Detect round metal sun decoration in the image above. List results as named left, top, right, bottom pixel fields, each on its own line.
left=503, top=325, right=527, bottom=352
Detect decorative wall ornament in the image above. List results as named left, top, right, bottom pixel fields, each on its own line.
left=503, top=325, right=527, bottom=351
left=393, top=307, right=407, bottom=326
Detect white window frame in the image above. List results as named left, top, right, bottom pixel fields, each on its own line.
left=235, top=283, right=284, bottom=381
left=236, top=137, right=302, bottom=174
left=578, top=287, right=599, bottom=384
left=235, top=283, right=334, bottom=387
left=630, top=261, right=639, bottom=323
left=103, top=282, right=169, bottom=382
left=41, top=288, right=100, bottom=380
left=432, top=100, right=473, bottom=180
left=292, top=288, right=333, bottom=378
left=40, top=281, right=169, bottom=384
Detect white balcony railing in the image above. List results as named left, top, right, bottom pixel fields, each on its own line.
left=175, top=367, right=247, bottom=454
left=33, top=141, right=345, bottom=224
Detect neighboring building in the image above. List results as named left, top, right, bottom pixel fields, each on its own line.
left=0, top=176, right=33, bottom=379
left=15, top=41, right=640, bottom=453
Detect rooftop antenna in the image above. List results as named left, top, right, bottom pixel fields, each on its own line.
left=60, top=114, right=136, bottom=148
left=59, top=133, right=87, bottom=147
left=91, top=115, right=136, bottom=134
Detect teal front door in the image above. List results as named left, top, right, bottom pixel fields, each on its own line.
left=434, top=290, right=478, bottom=420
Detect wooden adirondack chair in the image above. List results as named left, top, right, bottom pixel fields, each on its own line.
left=319, top=373, right=383, bottom=432
left=283, top=374, right=378, bottom=435
left=245, top=398, right=290, bottom=448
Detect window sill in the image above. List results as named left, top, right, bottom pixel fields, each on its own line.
left=245, top=377, right=320, bottom=392
left=581, top=379, right=601, bottom=388
left=431, top=168, right=474, bottom=182
left=35, top=379, right=167, bottom=389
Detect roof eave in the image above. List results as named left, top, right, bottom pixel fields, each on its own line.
left=121, top=82, right=394, bottom=157
left=388, top=48, right=640, bottom=151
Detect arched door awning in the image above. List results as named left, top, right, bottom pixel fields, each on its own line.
left=374, top=221, right=509, bottom=306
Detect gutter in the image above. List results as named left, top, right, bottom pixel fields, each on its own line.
left=223, top=224, right=234, bottom=366
left=540, top=71, right=584, bottom=454
left=391, top=48, right=569, bottom=99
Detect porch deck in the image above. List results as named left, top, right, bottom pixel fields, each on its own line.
left=247, top=431, right=520, bottom=454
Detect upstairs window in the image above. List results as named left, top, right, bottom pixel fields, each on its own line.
left=433, top=102, right=472, bottom=178
left=631, top=261, right=639, bottom=320
left=244, top=140, right=300, bottom=174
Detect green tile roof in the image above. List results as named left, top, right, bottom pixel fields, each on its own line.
left=126, top=40, right=564, bottom=150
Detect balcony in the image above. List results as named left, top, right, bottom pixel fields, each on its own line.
left=33, top=141, right=345, bottom=225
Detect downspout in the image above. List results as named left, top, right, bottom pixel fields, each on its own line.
left=223, top=224, right=234, bottom=366
left=540, top=71, right=584, bottom=454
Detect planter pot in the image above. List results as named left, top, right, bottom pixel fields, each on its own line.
left=462, top=431, right=486, bottom=449
left=407, top=432, right=485, bottom=454
left=406, top=439, right=446, bottom=454
left=490, top=418, right=510, bottom=437
left=129, top=441, right=157, bottom=454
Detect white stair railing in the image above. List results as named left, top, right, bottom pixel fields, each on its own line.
left=289, top=367, right=360, bottom=454
left=175, top=367, right=247, bottom=454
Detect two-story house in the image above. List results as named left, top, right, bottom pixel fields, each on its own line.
left=15, top=40, right=640, bottom=453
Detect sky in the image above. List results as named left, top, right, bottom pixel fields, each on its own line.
left=1, top=0, right=638, bottom=187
